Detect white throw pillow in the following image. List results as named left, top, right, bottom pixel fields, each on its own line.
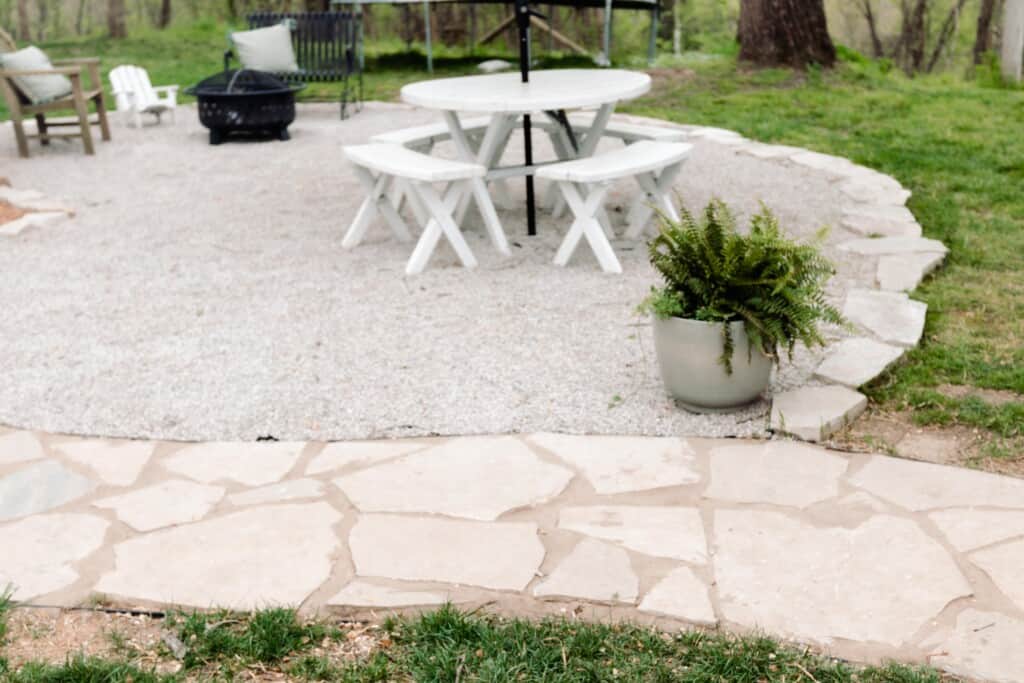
left=231, top=23, right=300, bottom=73
left=0, top=46, right=73, bottom=104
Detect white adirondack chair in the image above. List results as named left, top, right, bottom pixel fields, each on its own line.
left=109, top=65, right=178, bottom=128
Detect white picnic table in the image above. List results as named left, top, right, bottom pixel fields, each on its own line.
left=399, top=69, right=652, bottom=236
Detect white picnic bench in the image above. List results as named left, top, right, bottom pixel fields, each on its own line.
left=344, top=69, right=693, bottom=274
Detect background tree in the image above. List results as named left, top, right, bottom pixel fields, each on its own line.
left=973, top=0, right=999, bottom=62
left=16, top=0, right=30, bottom=40
left=737, top=0, right=836, bottom=67
left=108, top=0, right=127, bottom=37
left=157, top=0, right=172, bottom=28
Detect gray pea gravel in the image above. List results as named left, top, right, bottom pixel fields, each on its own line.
left=0, top=102, right=864, bottom=442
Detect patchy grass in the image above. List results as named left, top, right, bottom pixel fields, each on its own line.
left=168, top=607, right=337, bottom=671
left=0, top=605, right=958, bottom=682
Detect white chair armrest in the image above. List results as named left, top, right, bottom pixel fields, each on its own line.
left=153, top=84, right=178, bottom=107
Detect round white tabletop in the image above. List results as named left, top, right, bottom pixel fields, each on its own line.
left=400, top=69, right=652, bottom=113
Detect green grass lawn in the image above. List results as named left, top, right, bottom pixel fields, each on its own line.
left=0, top=604, right=955, bottom=682
left=5, top=23, right=1023, bottom=467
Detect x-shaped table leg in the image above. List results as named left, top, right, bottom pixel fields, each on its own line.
left=625, top=161, right=683, bottom=239
left=343, top=166, right=413, bottom=249
left=553, top=181, right=622, bottom=274
left=405, top=179, right=479, bottom=275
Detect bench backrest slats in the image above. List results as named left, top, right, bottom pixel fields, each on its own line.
left=246, top=11, right=360, bottom=81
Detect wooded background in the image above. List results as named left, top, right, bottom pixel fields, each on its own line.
left=0, top=0, right=1008, bottom=73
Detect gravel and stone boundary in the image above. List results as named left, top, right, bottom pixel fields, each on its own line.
left=0, top=103, right=946, bottom=442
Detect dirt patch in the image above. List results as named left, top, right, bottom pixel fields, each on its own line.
left=3, top=607, right=168, bottom=670
left=831, top=407, right=1024, bottom=478
left=937, top=383, right=1024, bottom=407
left=0, top=200, right=30, bottom=226
left=1, top=606, right=384, bottom=679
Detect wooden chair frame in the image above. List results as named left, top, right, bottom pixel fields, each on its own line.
left=1, top=54, right=111, bottom=158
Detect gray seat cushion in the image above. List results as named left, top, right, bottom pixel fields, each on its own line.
left=0, top=46, right=74, bottom=105
left=231, top=23, right=300, bottom=73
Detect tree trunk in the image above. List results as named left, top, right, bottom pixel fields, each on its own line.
left=157, top=0, right=171, bottom=28
left=75, top=0, right=88, bottom=34
left=737, top=0, right=836, bottom=68
left=858, top=0, right=885, bottom=58
left=16, top=0, right=29, bottom=41
left=926, top=0, right=967, bottom=72
left=108, top=0, right=127, bottom=37
left=974, top=0, right=998, bottom=63
left=903, top=0, right=928, bottom=72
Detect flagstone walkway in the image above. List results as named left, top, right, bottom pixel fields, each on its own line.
left=2, top=427, right=1023, bottom=681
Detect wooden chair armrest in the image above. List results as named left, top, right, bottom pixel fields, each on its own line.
left=152, top=85, right=180, bottom=93
left=0, top=66, right=84, bottom=77
left=52, top=57, right=101, bottom=65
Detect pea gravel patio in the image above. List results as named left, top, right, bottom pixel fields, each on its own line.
left=0, top=102, right=935, bottom=442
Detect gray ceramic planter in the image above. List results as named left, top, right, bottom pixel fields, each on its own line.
left=652, top=316, right=773, bottom=412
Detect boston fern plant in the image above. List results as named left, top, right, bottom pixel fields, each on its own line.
left=641, top=199, right=845, bottom=374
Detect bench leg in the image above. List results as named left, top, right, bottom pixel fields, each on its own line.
left=625, top=162, right=683, bottom=240
left=11, top=118, right=30, bottom=158
left=35, top=114, right=50, bottom=146
left=406, top=180, right=478, bottom=275
left=554, top=181, right=621, bottom=274
left=343, top=166, right=412, bottom=249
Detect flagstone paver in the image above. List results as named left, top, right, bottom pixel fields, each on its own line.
left=535, top=539, right=639, bottom=603
left=163, top=441, right=305, bottom=486
left=705, top=441, right=848, bottom=507
left=769, top=386, right=868, bottom=442
left=813, top=337, right=905, bottom=389
left=227, top=478, right=325, bottom=506
left=54, top=439, right=154, bottom=487
left=0, top=460, right=96, bottom=521
left=713, top=510, right=972, bottom=647
left=839, top=181, right=911, bottom=205
left=843, top=289, right=928, bottom=348
left=877, top=252, right=945, bottom=292
left=328, top=581, right=448, bottom=608
left=638, top=567, right=716, bottom=625
left=557, top=505, right=706, bottom=563
left=93, top=480, right=225, bottom=531
left=838, top=236, right=948, bottom=256
left=350, top=515, right=545, bottom=591
left=928, top=508, right=1024, bottom=552
left=849, top=456, right=1024, bottom=510
left=923, top=609, right=1024, bottom=683
left=969, top=539, right=1024, bottom=610
left=527, top=433, right=700, bottom=493
left=306, top=440, right=426, bottom=475
left=841, top=206, right=921, bottom=238
left=95, top=502, right=341, bottom=609
left=3, top=428, right=1024, bottom=681
left=333, top=437, right=573, bottom=520
left=0, top=430, right=45, bottom=465
left=0, top=513, right=109, bottom=599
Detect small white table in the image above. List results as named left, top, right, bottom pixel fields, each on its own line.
left=400, top=69, right=652, bottom=236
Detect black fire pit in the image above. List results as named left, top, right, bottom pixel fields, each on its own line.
left=187, top=70, right=305, bottom=145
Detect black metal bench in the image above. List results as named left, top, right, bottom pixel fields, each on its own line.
left=224, top=11, right=363, bottom=119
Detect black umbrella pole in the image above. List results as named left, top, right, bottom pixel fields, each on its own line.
left=524, top=114, right=537, bottom=236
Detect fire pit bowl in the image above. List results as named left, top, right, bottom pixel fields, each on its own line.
left=186, top=70, right=306, bottom=145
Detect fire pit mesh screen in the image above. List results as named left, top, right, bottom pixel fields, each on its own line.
left=187, top=69, right=305, bottom=145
